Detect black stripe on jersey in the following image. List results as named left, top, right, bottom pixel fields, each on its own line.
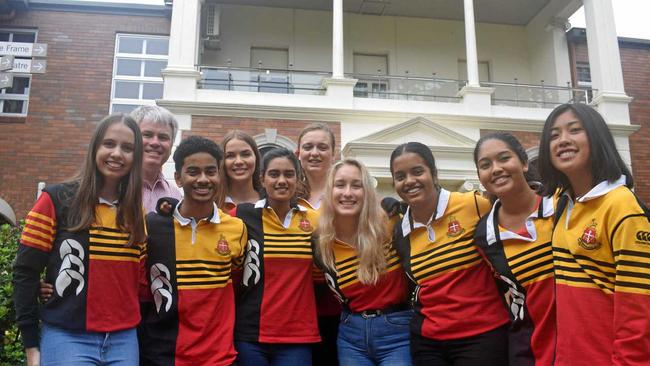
left=553, top=268, right=614, bottom=291
left=518, top=267, right=554, bottom=285
left=512, top=258, right=554, bottom=280
left=508, top=241, right=551, bottom=263
left=89, top=233, right=130, bottom=240
left=89, top=242, right=134, bottom=250
left=615, top=281, right=650, bottom=291
left=336, top=256, right=357, bottom=266
left=415, top=255, right=481, bottom=281
left=616, top=259, right=650, bottom=270
left=338, top=261, right=359, bottom=273
left=339, top=275, right=357, bottom=287
left=614, top=249, right=650, bottom=260
left=264, top=233, right=312, bottom=238
left=177, top=279, right=230, bottom=286
left=616, top=270, right=650, bottom=281
left=177, top=259, right=230, bottom=266
left=553, top=247, right=616, bottom=270
left=177, top=266, right=230, bottom=274
left=265, top=238, right=312, bottom=243
left=90, top=226, right=128, bottom=234
left=552, top=259, right=615, bottom=285
left=509, top=248, right=552, bottom=272
left=610, top=213, right=648, bottom=245
left=89, top=249, right=139, bottom=258
left=412, top=241, right=475, bottom=269
left=264, top=250, right=312, bottom=256
left=265, top=243, right=311, bottom=248
left=176, top=273, right=230, bottom=279
left=387, top=256, right=401, bottom=267
left=411, top=234, right=473, bottom=261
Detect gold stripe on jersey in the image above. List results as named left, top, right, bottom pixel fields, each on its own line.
left=553, top=246, right=616, bottom=293
left=333, top=242, right=401, bottom=289
left=89, top=226, right=140, bottom=262
left=614, top=249, right=650, bottom=292
left=410, top=233, right=482, bottom=283
left=176, top=259, right=232, bottom=290
left=22, top=211, right=57, bottom=250
left=506, top=241, right=554, bottom=287
left=264, top=233, right=312, bottom=259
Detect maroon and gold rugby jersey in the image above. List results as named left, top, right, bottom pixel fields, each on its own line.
left=316, top=236, right=408, bottom=313
left=552, top=177, right=650, bottom=366
left=235, top=199, right=321, bottom=343
left=139, top=200, right=247, bottom=366
left=393, top=189, right=509, bottom=340
left=474, top=196, right=556, bottom=366
left=14, top=184, right=145, bottom=348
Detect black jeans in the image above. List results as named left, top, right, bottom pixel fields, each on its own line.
left=410, top=324, right=509, bottom=366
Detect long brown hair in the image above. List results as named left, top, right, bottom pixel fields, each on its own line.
left=217, top=130, right=262, bottom=206
left=318, top=159, right=389, bottom=285
left=296, top=123, right=336, bottom=200
left=67, top=114, right=145, bottom=246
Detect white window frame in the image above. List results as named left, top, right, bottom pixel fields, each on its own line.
left=110, top=34, right=169, bottom=114
left=0, top=28, right=37, bottom=117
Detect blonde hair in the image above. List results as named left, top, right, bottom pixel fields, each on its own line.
left=318, top=159, right=388, bottom=285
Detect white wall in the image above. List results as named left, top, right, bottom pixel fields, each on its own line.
left=204, top=5, right=536, bottom=83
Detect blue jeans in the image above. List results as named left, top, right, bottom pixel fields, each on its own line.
left=40, top=324, right=138, bottom=365
left=337, top=309, right=413, bottom=366
left=235, top=341, right=312, bottom=366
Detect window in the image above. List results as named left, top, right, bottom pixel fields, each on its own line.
left=576, top=62, right=591, bottom=86
left=0, top=29, right=36, bottom=116
left=111, top=34, right=169, bottom=114
left=353, top=53, right=388, bottom=97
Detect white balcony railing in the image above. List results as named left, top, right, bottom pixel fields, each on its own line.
left=348, top=73, right=463, bottom=103
left=199, top=66, right=327, bottom=95
left=483, top=80, right=595, bottom=108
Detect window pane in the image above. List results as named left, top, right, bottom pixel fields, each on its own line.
left=142, top=83, right=163, bottom=99
left=144, top=60, right=166, bottom=77
left=146, top=39, right=168, bottom=55
left=2, top=100, right=25, bottom=114
left=0, top=32, right=10, bottom=41
left=13, top=33, right=36, bottom=43
left=5, top=77, right=29, bottom=95
left=116, top=59, right=142, bottom=76
left=119, top=37, right=144, bottom=54
left=112, top=104, right=141, bottom=113
left=114, top=81, right=140, bottom=98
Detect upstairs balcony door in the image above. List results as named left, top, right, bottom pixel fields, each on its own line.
left=353, top=53, right=388, bottom=98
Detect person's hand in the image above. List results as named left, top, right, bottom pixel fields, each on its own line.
left=39, top=280, right=54, bottom=302
left=158, top=200, right=173, bottom=215
left=25, top=347, right=40, bottom=366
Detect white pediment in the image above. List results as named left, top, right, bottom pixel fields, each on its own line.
left=349, top=116, right=476, bottom=147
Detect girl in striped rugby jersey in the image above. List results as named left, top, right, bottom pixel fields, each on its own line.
left=538, top=103, right=650, bottom=366
left=13, top=114, right=146, bottom=366
left=315, top=158, right=411, bottom=365
left=473, top=132, right=556, bottom=366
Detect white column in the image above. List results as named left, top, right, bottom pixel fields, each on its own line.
left=583, top=0, right=632, bottom=124
left=332, top=0, right=344, bottom=79
left=162, top=0, right=203, bottom=101
left=463, top=0, right=479, bottom=87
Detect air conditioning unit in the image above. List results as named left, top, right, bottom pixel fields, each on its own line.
left=203, top=3, right=221, bottom=50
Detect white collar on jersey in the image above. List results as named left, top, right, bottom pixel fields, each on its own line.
left=573, top=175, right=626, bottom=203
left=173, top=199, right=221, bottom=225
left=485, top=196, right=554, bottom=246
left=401, top=188, right=451, bottom=240
left=98, top=197, right=119, bottom=207
left=254, top=198, right=308, bottom=228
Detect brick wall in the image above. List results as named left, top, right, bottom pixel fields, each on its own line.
left=569, top=39, right=650, bottom=203
left=0, top=8, right=170, bottom=218
left=479, top=130, right=541, bottom=150
left=187, top=115, right=341, bottom=156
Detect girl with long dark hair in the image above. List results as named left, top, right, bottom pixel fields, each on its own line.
left=538, top=103, right=650, bottom=365
left=14, top=114, right=146, bottom=366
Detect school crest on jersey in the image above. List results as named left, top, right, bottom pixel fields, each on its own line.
left=578, top=219, right=600, bottom=250
left=299, top=214, right=313, bottom=232
left=446, top=216, right=465, bottom=237
left=216, top=234, right=231, bottom=255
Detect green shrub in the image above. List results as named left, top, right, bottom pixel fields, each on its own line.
left=0, top=223, right=25, bottom=365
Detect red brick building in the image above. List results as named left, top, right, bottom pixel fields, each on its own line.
left=568, top=27, right=650, bottom=203
left=0, top=0, right=171, bottom=218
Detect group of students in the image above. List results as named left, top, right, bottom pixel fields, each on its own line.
left=12, top=102, right=650, bottom=366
